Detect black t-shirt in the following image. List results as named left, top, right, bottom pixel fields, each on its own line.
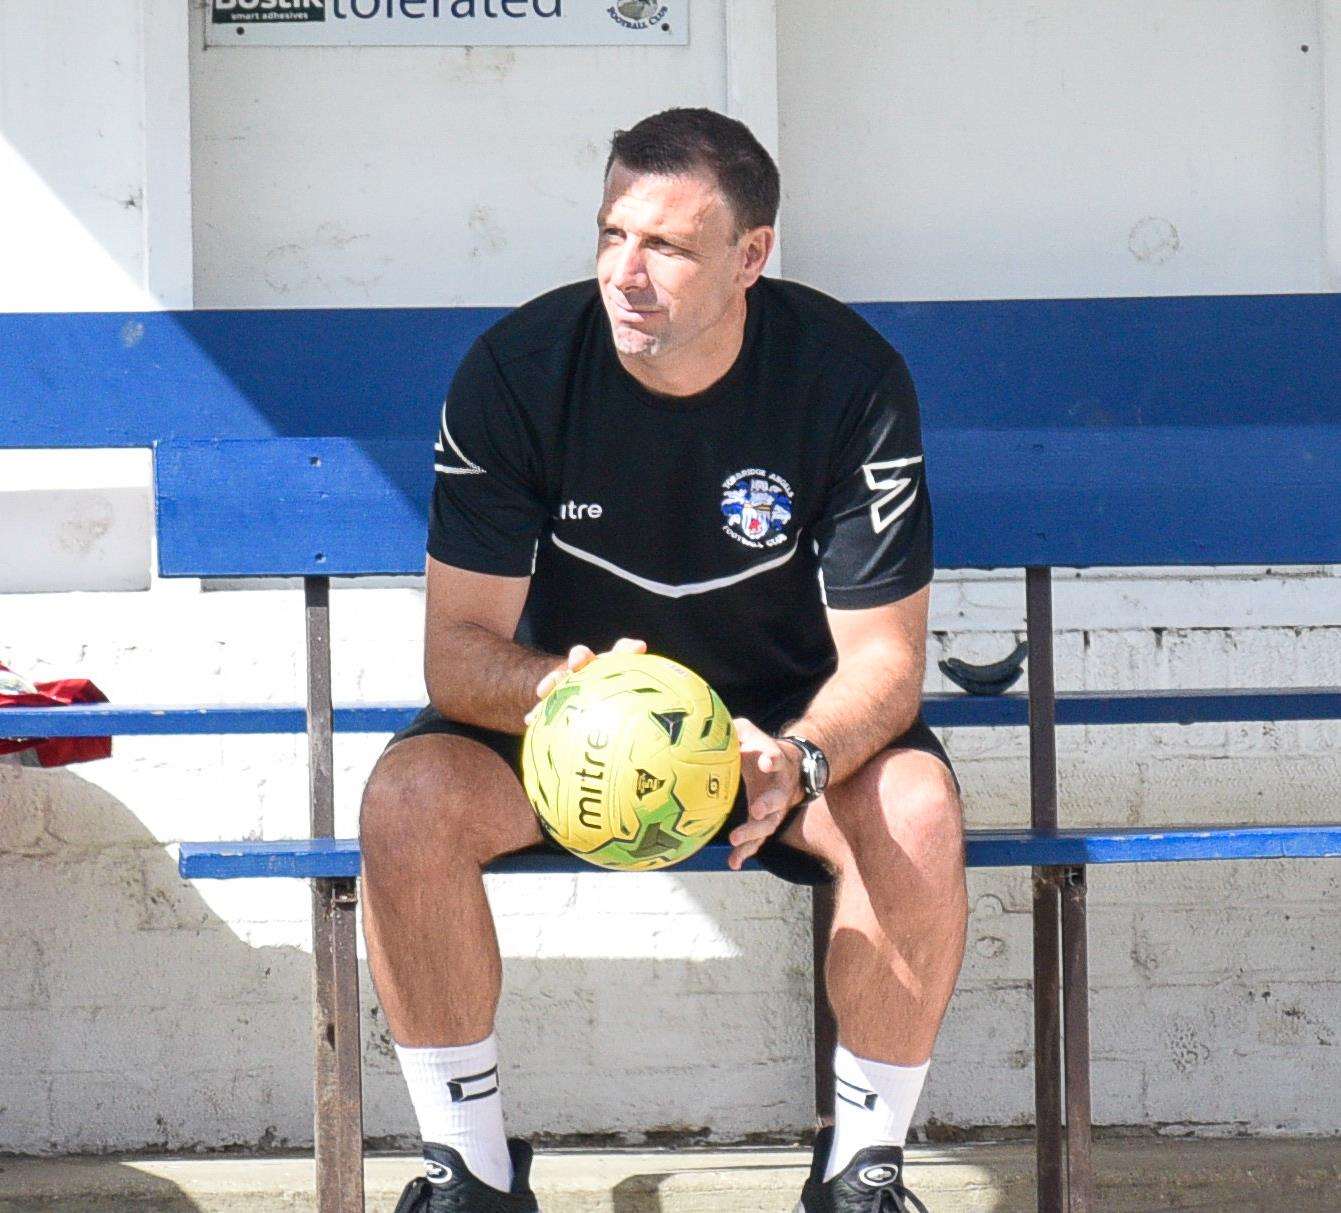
left=428, top=276, right=933, bottom=724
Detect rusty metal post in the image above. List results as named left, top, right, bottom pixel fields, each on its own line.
left=306, top=576, right=365, bottom=1213
left=1026, top=567, right=1065, bottom=1213
left=812, top=881, right=838, bottom=1125
left=1033, top=869, right=1065, bottom=1212
left=1061, top=866, right=1096, bottom=1212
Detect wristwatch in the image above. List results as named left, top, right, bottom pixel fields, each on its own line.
left=778, top=734, right=830, bottom=804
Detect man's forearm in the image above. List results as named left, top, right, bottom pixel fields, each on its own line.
left=781, top=644, right=924, bottom=788
left=426, top=621, right=557, bottom=736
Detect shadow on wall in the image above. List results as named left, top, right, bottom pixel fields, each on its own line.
left=0, top=760, right=821, bottom=1163
left=0, top=762, right=329, bottom=1158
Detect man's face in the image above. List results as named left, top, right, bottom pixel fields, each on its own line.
left=596, top=161, right=759, bottom=362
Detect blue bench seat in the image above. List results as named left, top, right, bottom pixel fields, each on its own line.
left=8, top=686, right=1340, bottom=738
left=178, top=825, right=1341, bottom=881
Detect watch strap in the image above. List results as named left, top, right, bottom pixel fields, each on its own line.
left=778, top=733, right=829, bottom=803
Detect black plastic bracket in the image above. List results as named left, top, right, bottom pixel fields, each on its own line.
left=939, top=638, right=1029, bottom=696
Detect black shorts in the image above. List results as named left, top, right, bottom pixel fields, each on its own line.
left=387, top=705, right=958, bottom=886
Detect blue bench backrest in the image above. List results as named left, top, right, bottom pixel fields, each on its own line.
left=4, top=293, right=1338, bottom=446
left=154, top=439, right=429, bottom=577
left=7, top=293, right=1340, bottom=578
left=152, top=423, right=1341, bottom=578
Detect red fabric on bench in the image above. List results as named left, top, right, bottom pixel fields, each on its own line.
left=0, top=663, right=112, bottom=767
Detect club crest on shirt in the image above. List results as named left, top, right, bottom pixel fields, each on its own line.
left=720, top=468, right=793, bottom=549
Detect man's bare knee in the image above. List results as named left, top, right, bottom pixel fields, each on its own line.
left=814, top=751, right=965, bottom=917
left=360, top=734, right=539, bottom=870
left=875, top=760, right=964, bottom=860
left=833, top=752, right=961, bottom=861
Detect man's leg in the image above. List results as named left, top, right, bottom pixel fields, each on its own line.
left=779, top=746, right=968, bottom=1178
left=360, top=733, right=545, bottom=1191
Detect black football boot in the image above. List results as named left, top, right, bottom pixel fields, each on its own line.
left=392, top=1138, right=541, bottom=1212
left=795, top=1126, right=930, bottom=1212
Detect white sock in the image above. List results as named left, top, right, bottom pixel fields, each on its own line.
left=395, top=1034, right=514, bottom=1193
left=824, top=1044, right=930, bottom=1182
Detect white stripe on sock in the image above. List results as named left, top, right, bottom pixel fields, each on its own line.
left=395, top=1034, right=514, bottom=1193
left=824, top=1044, right=930, bottom=1183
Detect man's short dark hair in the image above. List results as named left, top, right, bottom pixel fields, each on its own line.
left=606, top=107, right=780, bottom=236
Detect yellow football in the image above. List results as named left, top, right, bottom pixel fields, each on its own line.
left=521, top=652, right=740, bottom=871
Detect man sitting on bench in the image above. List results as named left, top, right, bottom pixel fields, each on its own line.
left=361, top=107, right=967, bottom=1213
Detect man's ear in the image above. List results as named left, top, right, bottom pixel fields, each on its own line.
left=739, top=226, right=775, bottom=286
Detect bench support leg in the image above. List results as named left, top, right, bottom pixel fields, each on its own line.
left=314, top=877, right=365, bottom=1213
left=1033, top=867, right=1065, bottom=1212
left=1026, top=564, right=1096, bottom=1212
left=811, top=881, right=838, bottom=1126
left=305, top=576, right=365, bottom=1212
left=1061, top=865, right=1096, bottom=1211
left=1026, top=567, right=1068, bottom=1212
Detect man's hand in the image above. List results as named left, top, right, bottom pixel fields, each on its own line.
left=523, top=637, right=648, bottom=726
left=727, top=718, right=804, bottom=871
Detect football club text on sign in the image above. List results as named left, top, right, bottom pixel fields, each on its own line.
left=207, top=0, right=687, bottom=47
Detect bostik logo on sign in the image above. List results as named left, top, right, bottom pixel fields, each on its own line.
left=213, top=0, right=326, bottom=22
left=216, top=0, right=568, bottom=18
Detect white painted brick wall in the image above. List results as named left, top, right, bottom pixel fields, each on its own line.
left=3, top=572, right=1337, bottom=1151
left=5, top=0, right=1338, bottom=1157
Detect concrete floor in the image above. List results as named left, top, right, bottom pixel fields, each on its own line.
left=1, top=1135, right=1339, bottom=1211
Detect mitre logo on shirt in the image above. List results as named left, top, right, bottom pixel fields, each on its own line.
left=556, top=500, right=603, bottom=520
left=720, top=468, right=794, bottom=549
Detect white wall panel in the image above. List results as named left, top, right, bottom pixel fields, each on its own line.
left=0, top=451, right=152, bottom=593
left=1323, top=0, right=1341, bottom=288
left=0, top=2, right=188, bottom=591
left=776, top=1, right=1325, bottom=300
left=190, top=1, right=773, bottom=306
left=0, top=0, right=191, bottom=310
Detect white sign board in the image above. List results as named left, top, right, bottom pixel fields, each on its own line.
left=206, top=0, right=688, bottom=46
